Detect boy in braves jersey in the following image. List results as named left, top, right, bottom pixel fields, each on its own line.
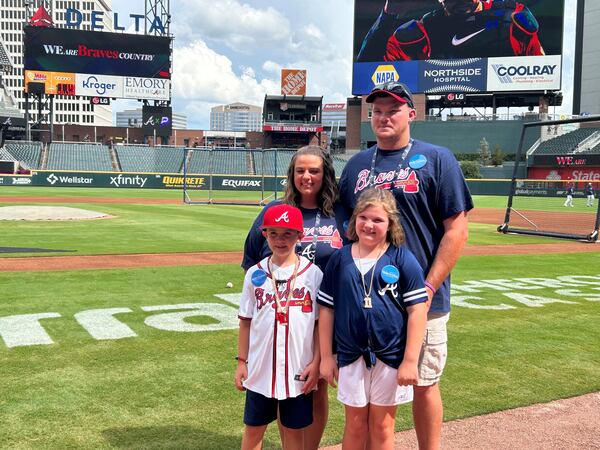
left=356, top=0, right=544, bottom=62
left=338, top=81, right=472, bottom=449
left=236, top=204, right=323, bottom=450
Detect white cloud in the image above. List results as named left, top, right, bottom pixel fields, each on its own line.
left=171, top=40, right=278, bottom=123
left=173, top=0, right=291, bottom=51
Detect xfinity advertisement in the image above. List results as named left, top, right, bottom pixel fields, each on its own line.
left=24, top=26, right=171, bottom=79
left=352, top=0, right=564, bottom=94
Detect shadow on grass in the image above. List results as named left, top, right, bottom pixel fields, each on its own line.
left=102, top=425, right=242, bottom=449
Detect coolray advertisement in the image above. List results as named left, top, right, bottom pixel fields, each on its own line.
left=24, top=26, right=171, bottom=79
left=142, top=106, right=172, bottom=137
left=352, top=0, right=564, bottom=94
left=487, top=55, right=561, bottom=91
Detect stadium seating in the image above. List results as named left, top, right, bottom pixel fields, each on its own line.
left=46, top=143, right=114, bottom=172
left=186, top=148, right=249, bottom=175
left=116, top=145, right=185, bottom=173
left=2, top=141, right=43, bottom=169
left=252, top=150, right=295, bottom=176
left=533, top=129, right=598, bottom=155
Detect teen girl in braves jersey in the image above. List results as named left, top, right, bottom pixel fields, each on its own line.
left=318, top=244, right=427, bottom=370
left=318, top=188, right=428, bottom=449
left=356, top=0, right=544, bottom=62
left=338, top=139, right=473, bottom=314
left=243, top=201, right=346, bottom=272
left=239, top=255, right=322, bottom=400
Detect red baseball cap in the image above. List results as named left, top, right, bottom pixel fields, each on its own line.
left=261, top=204, right=304, bottom=233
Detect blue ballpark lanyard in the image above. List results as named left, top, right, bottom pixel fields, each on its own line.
left=367, top=139, right=414, bottom=189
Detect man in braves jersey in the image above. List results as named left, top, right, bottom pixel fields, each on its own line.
left=338, top=81, right=473, bottom=449
left=356, top=0, right=544, bottom=62
left=236, top=204, right=323, bottom=450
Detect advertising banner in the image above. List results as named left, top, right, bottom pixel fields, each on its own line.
left=24, top=26, right=171, bottom=79
left=75, top=73, right=123, bottom=98
left=123, top=77, right=170, bottom=100
left=487, top=55, right=561, bottom=92
left=352, top=0, right=564, bottom=94
left=142, top=106, right=172, bottom=137
left=530, top=154, right=600, bottom=167
left=281, top=69, right=307, bottom=96
left=418, top=58, right=487, bottom=93
left=262, top=124, right=324, bottom=132
left=24, top=70, right=76, bottom=95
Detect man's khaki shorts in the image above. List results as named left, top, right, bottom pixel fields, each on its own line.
left=417, top=313, right=449, bottom=386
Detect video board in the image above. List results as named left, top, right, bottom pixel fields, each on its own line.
left=352, top=0, right=564, bottom=94
left=23, top=26, right=171, bottom=100
left=24, top=26, right=171, bottom=79
left=142, top=106, right=172, bottom=137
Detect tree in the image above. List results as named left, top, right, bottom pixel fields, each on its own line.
left=460, top=160, right=482, bottom=179
left=479, top=137, right=491, bottom=166
left=491, top=146, right=505, bottom=166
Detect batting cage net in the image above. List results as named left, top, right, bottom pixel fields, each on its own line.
left=499, top=115, right=600, bottom=242
left=182, top=147, right=292, bottom=205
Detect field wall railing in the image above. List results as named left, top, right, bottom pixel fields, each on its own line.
left=1, top=170, right=514, bottom=196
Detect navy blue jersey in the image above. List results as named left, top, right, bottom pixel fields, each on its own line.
left=566, top=186, right=574, bottom=196
left=242, top=200, right=348, bottom=272
left=584, top=185, right=593, bottom=196
left=338, top=140, right=474, bottom=314
left=317, top=244, right=427, bottom=369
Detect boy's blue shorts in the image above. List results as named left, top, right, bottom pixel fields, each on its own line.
left=243, top=390, right=313, bottom=429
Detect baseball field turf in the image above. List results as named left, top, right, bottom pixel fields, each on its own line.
left=1, top=187, right=599, bottom=449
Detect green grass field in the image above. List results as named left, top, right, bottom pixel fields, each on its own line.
left=1, top=187, right=599, bottom=449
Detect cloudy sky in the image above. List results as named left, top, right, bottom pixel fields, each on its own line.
left=112, top=0, right=577, bottom=129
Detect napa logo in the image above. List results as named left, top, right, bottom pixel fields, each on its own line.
left=372, top=65, right=399, bottom=85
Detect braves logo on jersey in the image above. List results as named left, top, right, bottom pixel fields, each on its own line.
left=378, top=282, right=399, bottom=300
left=299, top=225, right=344, bottom=261
left=254, top=286, right=314, bottom=313
left=354, top=168, right=420, bottom=195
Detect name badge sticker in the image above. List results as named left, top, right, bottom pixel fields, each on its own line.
left=251, top=269, right=267, bottom=286
left=409, top=154, right=427, bottom=170
left=381, top=265, right=400, bottom=284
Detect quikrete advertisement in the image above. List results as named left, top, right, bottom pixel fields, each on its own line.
left=24, top=26, right=171, bottom=79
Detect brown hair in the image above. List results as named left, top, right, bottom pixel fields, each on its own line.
left=346, top=188, right=405, bottom=246
left=283, top=145, right=338, bottom=216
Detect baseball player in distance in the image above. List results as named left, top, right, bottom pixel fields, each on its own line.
left=585, top=182, right=595, bottom=207
left=236, top=204, right=323, bottom=450
left=338, top=81, right=472, bottom=449
left=356, top=0, right=544, bottom=62
left=564, top=182, right=574, bottom=207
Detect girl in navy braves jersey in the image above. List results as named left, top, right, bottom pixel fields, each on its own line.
left=318, top=188, right=428, bottom=450
left=242, top=145, right=347, bottom=449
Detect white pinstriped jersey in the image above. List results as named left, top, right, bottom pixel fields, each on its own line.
left=239, top=255, right=322, bottom=400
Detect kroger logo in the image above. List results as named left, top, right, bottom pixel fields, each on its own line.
left=82, top=76, right=117, bottom=95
